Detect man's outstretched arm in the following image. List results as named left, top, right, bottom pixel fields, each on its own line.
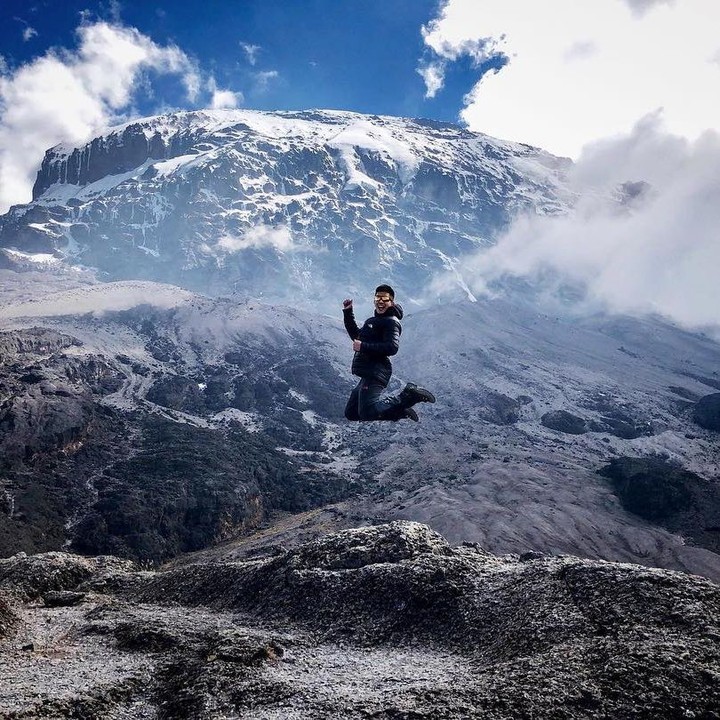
left=343, top=298, right=360, bottom=340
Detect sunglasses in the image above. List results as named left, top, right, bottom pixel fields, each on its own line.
left=374, top=294, right=392, bottom=302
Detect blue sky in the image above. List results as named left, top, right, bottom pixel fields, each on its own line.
left=1, top=0, right=497, bottom=123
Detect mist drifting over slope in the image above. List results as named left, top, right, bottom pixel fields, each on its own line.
left=434, top=114, right=720, bottom=334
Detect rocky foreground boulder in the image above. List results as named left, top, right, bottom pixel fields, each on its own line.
left=1, top=521, right=719, bottom=719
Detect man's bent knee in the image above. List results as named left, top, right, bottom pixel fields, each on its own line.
left=357, top=406, right=378, bottom=421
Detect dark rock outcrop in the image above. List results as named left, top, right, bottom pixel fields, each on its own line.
left=600, top=456, right=720, bottom=554
left=589, top=411, right=654, bottom=439
left=2, top=522, right=719, bottom=719
left=600, top=456, right=696, bottom=520
left=0, top=383, right=95, bottom=465
left=541, top=410, right=588, bottom=434
left=70, top=414, right=348, bottom=562
left=694, top=392, right=720, bottom=431
left=473, top=389, right=522, bottom=425
left=0, top=327, right=81, bottom=357
left=0, top=551, right=132, bottom=601
left=580, top=393, right=654, bottom=438
left=32, top=122, right=200, bottom=198
left=145, top=374, right=205, bottom=413
left=42, top=590, right=87, bottom=607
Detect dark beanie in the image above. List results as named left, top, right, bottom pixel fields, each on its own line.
left=375, top=284, right=395, bottom=299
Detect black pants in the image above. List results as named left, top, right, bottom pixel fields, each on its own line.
left=344, top=379, right=402, bottom=421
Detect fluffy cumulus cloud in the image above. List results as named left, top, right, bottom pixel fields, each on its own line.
left=218, top=225, right=296, bottom=253
left=433, top=114, right=720, bottom=330
left=420, top=0, right=720, bottom=159
left=0, top=22, right=200, bottom=212
left=210, top=90, right=241, bottom=109
left=420, top=16, right=500, bottom=101
left=423, top=0, right=720, bottom=331
left=207, top=77, right=243, bottom=109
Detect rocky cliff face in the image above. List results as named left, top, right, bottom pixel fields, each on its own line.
left=0, top=109, right=573, bottom=299
left=0, top=522, right=718, bottom=719
left=31, top=120, right=200, bottom=198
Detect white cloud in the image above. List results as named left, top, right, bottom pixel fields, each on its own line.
left=563, top=41, right=597, bottom=63
left=211, top=89, right=241, bottom=109
left=624, top=0, right=675, bottom=17
left=22, top=26, right=38, bottom=41
left=0, top=22, right=200, bottom=212
left=207, top=76, right=243, bottom=109
left=422, top=0, right=720, bottom=331
left=419, top=9, right=501, bottom=99
left=240, top=42, right=261, bottom=66
left=435, top=114, right=720, bottom=330
left=0, top=281, right=194, bottom=319
left=254, top=70, right=279, bottom=91
left=421, top=14, right=498, bottom=64
left=218, top=225, right=296, bottom=253
left=420, top=0, right=720, bottom=159
left=417, top=62, right=445, bottom=99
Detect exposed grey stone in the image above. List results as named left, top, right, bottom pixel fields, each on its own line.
left=519, top=551, right=546, bottom=561
left=0, top=552, right=134, bottom=601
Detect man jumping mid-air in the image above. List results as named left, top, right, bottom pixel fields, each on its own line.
left=343, top=284, right=435, bottom=422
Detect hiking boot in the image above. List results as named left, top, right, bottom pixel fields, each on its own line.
left=398, top=383, right=436, bottom=408
left=403, top=407, right=419, bottom=422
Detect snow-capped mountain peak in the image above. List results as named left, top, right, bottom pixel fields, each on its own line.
left=0, top=108, right=574, bottom=300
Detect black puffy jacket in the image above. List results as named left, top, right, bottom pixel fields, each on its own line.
left=343, top=304, right=403, bottom=387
